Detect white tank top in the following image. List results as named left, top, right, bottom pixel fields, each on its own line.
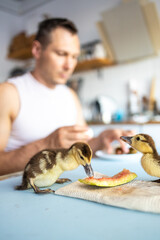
left=5, top=72, right=77, bottom=151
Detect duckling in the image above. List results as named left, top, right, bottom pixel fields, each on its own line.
left=120, top=134, right=160, bottom=182
left=15, top=142, right=94, bottom=194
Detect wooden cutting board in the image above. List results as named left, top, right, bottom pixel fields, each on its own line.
left=55, top=172, right=160, bottom=213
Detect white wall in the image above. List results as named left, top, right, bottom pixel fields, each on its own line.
left=73, top=55, right=160, bottom=117
left=0, top=10, right=24, bottom=82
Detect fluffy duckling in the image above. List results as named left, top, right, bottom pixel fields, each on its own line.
left=120, top=134, right=160, bottom=182
left=16, top=142, right=94, bottom=194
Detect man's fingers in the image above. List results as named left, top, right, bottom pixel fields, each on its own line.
left=119, top=139, right=129, bottom=153
left=61, top=125, right=92, bottom=141
left=103, top=139, right=113, bottom=154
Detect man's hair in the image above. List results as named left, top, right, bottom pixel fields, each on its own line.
left=35, top=18, right=78, bottom=48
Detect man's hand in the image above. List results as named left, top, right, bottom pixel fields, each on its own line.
left=45, top=125, right=92, bottom=149
left=88, top=128, right=135, bottom=155
left=98, top=129, right=135, bottom=154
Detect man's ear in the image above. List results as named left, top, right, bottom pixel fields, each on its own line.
left=32, top=40, right=42, bottom=59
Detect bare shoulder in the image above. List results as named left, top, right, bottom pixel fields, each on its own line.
left=0, top=82, right=20, bottom=120
left=0, top=81, right=18, bottom=95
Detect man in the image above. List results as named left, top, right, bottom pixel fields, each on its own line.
left=0, top=18, right=132, bottom=176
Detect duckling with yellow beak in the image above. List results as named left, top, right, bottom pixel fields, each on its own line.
left=16, top=142, right=93, bottom=194
left=120, top=134, right=160, bottom=182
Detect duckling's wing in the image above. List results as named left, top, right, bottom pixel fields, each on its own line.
left=25, top=149, right=57, bottom=177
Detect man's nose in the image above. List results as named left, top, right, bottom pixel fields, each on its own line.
left=64, top=56, right=76, bottom=70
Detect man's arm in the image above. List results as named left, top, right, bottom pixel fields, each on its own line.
left=0, top=83, right=47, bottom=175
left=0, top=139, right=47, bottom=175
left=0, top=84, right=91, bottom=175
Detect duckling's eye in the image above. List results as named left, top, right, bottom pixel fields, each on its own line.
left=136, top=137, right=140, bottom=141
left=80, top=155, right=84, bottom=160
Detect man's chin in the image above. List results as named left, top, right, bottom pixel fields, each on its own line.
left=55, top=78, right=68, bottom=85
left=57, top=74, right=71, bottom=82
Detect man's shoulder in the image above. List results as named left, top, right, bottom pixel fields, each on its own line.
left=0, top=83, right=19, bottom=114
left=6, top=72, right=32, bottom=95
left=0, top=81, right=17, bottom=97
left=0, top=81, right=20, bottom=118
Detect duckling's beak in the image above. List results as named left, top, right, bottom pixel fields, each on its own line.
left=120, top=136, right=132, bottom=145
left=83, top=164, right=94, bottom=177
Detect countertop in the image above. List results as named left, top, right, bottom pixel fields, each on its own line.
left=1, top=157, right=160, bottom=240
left=87, top=120, right=160, bottom=125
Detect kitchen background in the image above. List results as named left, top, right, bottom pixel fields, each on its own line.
left=1, top=0, right=160, bottom=125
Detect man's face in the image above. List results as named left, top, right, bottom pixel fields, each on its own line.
left=34, top=27, right=80, bottom=88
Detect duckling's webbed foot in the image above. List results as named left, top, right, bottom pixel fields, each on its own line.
left=56, top=178, right=71, bottom=184
left=151, top=179, right=160, bottom=183
left=29, top=179, right=55, bottom=194
left=35, top=188, right=55, bottom=194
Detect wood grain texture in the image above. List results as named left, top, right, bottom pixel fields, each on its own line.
left=74, top=58, right=114, bottom=72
